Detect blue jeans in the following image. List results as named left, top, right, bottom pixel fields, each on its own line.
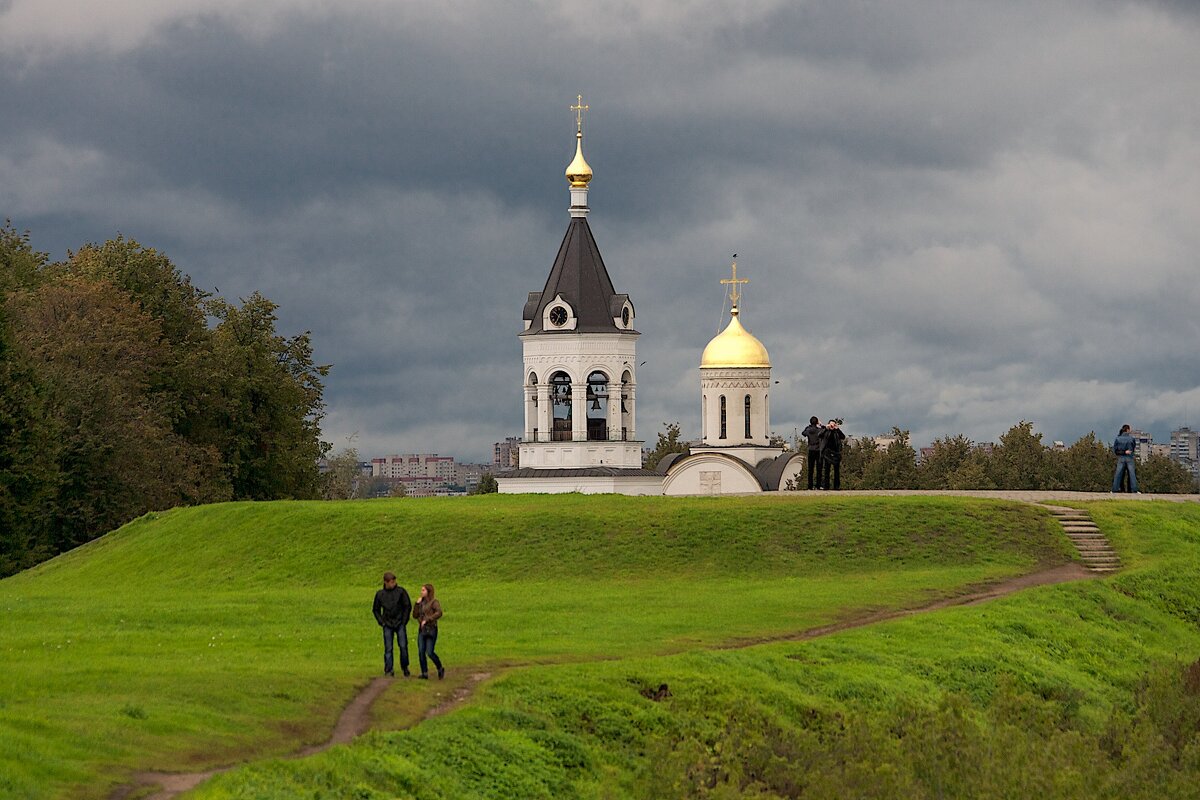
left=382, top=625, right=409, bottom=675
left=417, top=627, right=443, bottom=675
left=1113, top=456, right=1138, bottom=493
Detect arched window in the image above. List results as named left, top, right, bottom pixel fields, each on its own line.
left=744, top=394, right=752, bottom=439
left=719, top=395, right=727, bottom=439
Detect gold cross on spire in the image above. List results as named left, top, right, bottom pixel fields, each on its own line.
left=720, top=255, right=749, bottom=307
left=571, top=94, right=589, bottom=134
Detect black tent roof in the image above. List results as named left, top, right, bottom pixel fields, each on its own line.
left=521, top=217, right=636, bottom=336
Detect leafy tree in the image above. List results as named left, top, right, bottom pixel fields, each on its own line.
left=1053, top=432, right=1112, bottom=491
left=860, top=428, right=919, bottom=489
left=473, top=473, right=498, bottom=494
left=946, top=451, right=997, bottom=489
left=644, top=422, right=689, bottom=470
left=207, top=292, right=328, bottom=500
left=389, top=480, right=410, bottom=498
left=839, top=436, right=879, bottom=489
left=918, top=435, right=974, bottom=489
left=321, top=446, right=362, bottom=500
left=62, top=237, right=208, bottom=347
left=5, top=277, right=211, bottom=551
left=989, top=421, right=1047, bottom=490
left=1139, top=454, right=1197, bottom=494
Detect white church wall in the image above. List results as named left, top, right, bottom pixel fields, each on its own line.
left=662, top=455, right=763, bottom=495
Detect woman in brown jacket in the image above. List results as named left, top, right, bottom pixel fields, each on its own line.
left=413, top=583, right=444, bottom=679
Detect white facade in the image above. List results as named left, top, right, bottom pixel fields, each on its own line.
left=700, top=367, right=770, bottom=447
left=520, top=332, right=641, bottom=469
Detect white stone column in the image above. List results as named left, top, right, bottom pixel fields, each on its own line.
left=572, top=382, right=587, bottom=441
left=626, top=385, right=637, bottom=442
left=537, top=385, right=551, bottom=441
left=524, top=386, right=537, bottom=441
left=607, top=386, right=619, bottom=440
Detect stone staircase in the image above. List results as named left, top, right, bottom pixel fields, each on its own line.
left=1041, top=505, right=1121, bottom=573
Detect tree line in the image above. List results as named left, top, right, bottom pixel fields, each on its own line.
left=1, top=223, right=329, bottom=576
left=822, top=421, right=1196, bottom=493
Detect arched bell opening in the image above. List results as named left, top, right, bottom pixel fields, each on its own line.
left=586, top=370, right=610, bottom=441
left=550, top=371, right=573, bottom=441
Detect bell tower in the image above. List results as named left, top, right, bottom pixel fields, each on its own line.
left=515, top=98, right=643, bottom=470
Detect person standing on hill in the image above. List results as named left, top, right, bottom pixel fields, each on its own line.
left=413, top=583, right=445, bottom=680
left=1112, top=424, right=1139, bottom=494
left=801, top=416, right=825, bottom=490
left=372, top=572, right=412, bottom=677
left=819, top=419, right=847, bottom=490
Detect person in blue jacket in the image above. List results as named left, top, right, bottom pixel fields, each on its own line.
left=1112, top=424, right=1138, bottom=493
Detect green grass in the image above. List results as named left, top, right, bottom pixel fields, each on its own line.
left=0, top=494, right=1067, bottom=799
left=190, top=502, right=1200, bottom=800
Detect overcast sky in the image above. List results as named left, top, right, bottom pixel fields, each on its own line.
left=3, top=1, right=1198, bottom=461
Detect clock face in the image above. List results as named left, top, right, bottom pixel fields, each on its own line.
left=621, top=307, right=630, bottom=327
left=549, top=306, right=568, bottom=327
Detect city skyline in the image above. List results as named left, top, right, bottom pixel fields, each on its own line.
left=4, top=1, right=1199, bottom=462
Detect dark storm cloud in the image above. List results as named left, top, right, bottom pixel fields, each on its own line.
left=2, top=0, right=1199, bottom=459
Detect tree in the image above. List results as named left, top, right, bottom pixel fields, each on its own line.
left=207, top=292, right=328, bottom=500
left=322, top=446, right=362, bottom=500
left=839, top=436, right=879, bottom=489
left=1138, top=454, right=1197, bottom=494
left=5, top=277, right=211, bottom=552
left=1053, top=433, right=1111, bottom=491
left=989, top=421, right=1047, bottom=490
left=946, top=451, right=996, bottom=490
left=918, top=435, right=974, bottom=489
left=473, top=473, right=498, bottom=494
left=860, top=428, right=919, bottom=489
left=644, top=422, right=689, bottom=470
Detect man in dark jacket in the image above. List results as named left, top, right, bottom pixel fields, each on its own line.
left=819, top=419, right=847, bottom=490
left=801, top=416, right=825, bottom=489
left=372, top=572, right=412, bottom=677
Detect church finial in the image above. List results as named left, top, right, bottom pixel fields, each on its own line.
left=566, top=95, right=593, bottom=218
left=566, top=94, right=593, bottom=189
left=720, top=255, right=748, bottom=315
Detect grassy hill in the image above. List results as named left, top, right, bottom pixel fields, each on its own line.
left=194, top=501, right=1200, bottom=800
left=0, top=494, right=1082, bottom=798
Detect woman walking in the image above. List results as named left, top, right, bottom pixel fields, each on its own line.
left=413, top=583, right=445, bottom=680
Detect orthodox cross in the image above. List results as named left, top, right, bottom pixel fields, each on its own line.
left=571, top=95, right=589, bottom=133
left=720, top=256, right=749, bottom=307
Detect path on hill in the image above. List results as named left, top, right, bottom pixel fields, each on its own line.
left=108, top=559, right=1097, bottom=800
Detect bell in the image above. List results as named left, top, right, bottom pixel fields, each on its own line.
left=591, top=397, right=602, bottom=411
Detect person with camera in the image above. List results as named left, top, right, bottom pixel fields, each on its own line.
left=819, top=419, right=847, bottom=490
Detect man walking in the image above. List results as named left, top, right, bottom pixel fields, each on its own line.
left=1112, top=424, right=1139, bottom=494
left=372, top=571, right=412, bottom=677
left=801, top=416, right=825, bottom=489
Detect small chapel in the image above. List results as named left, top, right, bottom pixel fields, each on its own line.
left=496, top=101, right=804, bottom=496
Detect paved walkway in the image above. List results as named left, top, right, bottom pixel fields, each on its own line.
left=791, top=489, right=1199, bottom=502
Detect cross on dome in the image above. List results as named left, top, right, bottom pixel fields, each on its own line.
left=720, top=257, right=749, bottom=310
left=571, top=94, right=589, bottom=134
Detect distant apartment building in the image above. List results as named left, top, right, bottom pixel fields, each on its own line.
left=493, top=437, right=521, bottom=471
left=1128, top=429, right=1153, bottom=462
left=372, top=454, right=459, bottom=483
left=1170, top=427, right=1200, bottom=481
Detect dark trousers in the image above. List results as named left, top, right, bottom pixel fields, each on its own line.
left=418, top=627, right=443, bottom=675
left=382, top=625, right=409, bottom=675
left=807, top=449, right=821, bottom=489
left=821, top=457, right=841, bottom=490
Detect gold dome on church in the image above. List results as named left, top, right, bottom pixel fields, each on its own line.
left=565, top=131, right=593, bottom=187
left=701, top=307, right=771, bottom=368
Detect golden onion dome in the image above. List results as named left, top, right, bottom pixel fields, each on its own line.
left=701, top=308, right=771, bottom=368
left=565, top=131, right=593, bottom=186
